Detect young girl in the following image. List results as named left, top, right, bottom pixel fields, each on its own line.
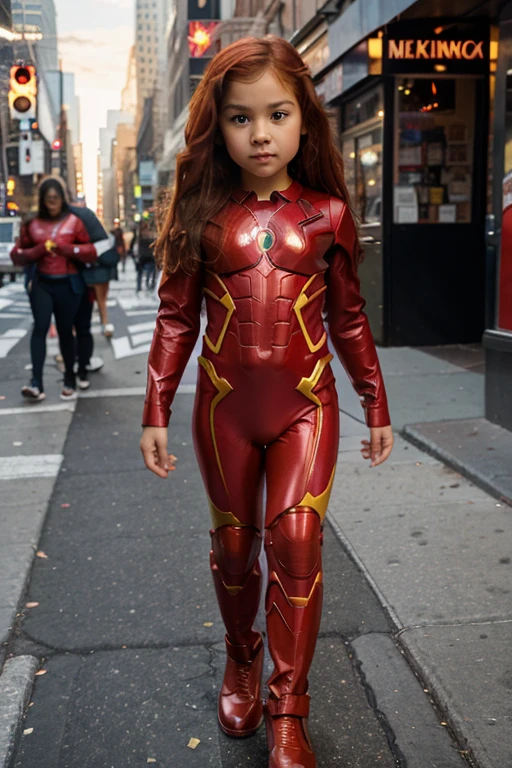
left=140, top=35, right=394, bottom=768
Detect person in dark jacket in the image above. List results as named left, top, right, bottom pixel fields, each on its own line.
left=11, top=179, right=97, bottom=401
left=133, top=220, right=157, bottom=293
left=69, top=204, right=114, bottom=388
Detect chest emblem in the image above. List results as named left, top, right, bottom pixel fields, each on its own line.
left=256, top=229, right=275, bottom=253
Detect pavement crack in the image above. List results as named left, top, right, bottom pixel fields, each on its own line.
left=348, top=639, right=408, bottom=768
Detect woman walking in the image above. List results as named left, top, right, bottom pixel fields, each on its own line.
left=10, top=178, right=97, bottom=401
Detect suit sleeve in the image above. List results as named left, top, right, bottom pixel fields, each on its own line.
left=10, top=223, right=46, bottom=265
left=325, top=198, right=391, bottom=428
left=142, top=266, right=203, bottom=427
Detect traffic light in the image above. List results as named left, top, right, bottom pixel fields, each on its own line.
left=9, top=65, right=37, bottom=120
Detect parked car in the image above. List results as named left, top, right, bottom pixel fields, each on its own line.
left=0, top=216, right=22, bottom=286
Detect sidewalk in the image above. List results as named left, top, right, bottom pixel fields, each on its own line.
left=329, top=345, right=512, bottom=768
left=1, top=269, right=510, bottom=767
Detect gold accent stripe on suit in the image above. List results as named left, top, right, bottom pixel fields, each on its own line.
left=297, top=466, right=336, bottom=522
left=296, top=353, right=333, bottom=494
left=293, top=273, right=327, bottom=353
left=203, top=271, right=235, bottom=355
left=269, top=570, right=323, bottom=607
left=208, top=495, right=249, bottom=530
left=199, top=356, right=233, bottom=493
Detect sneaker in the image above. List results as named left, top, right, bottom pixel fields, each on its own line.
left=60, top=386, right=77, bottom=401
left=21, top=384, right=46, bottom=402
left=102, top=323, right=115, bottom=338
left=86, top=356, right=104, bottom=373
left=77, top=373, right=90, bottom=390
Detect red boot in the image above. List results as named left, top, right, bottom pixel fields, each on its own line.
left=264, top=507, right=323, bottom=767
left=266, top=695, right=316, bottom=768
left=219, top=635, right=264, bottom=737
left=210, top=524, right=264, bottom=737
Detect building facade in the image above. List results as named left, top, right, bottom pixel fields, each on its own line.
left=287, top=0, right=509, bottom=430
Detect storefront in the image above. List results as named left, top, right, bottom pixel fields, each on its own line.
left=483, top=4, right=512, bottom=431
left=316, top=20, right=493, bottom=346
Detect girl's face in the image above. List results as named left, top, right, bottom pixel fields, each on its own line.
left=219, top=68, right=305, bottom=194
left=44, top=188, right=64, bottom=218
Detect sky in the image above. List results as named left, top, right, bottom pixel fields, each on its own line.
left=54, top=0, right=135, bottom=210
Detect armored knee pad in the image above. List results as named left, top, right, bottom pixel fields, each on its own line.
left=265, top=506, right=322, bottom=583
left=210, top=525, right=261, bottom=587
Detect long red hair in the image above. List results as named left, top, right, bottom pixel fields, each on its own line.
left=156, top=35, right=357, bottom=274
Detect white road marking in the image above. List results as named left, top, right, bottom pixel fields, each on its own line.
left=125, top=310, right=158, bottom=317
left=78, top=383, right=196, bottom=398
left=110, top=336, right=151, bottom=359
left=130, top=331, right=154, bottom=345
left=0, top=328, right=27, bottom=357
left=127, top=321, right=156, bottom=334
left=0, top=299, right=13, bottom=310
left=0, top=454, right=63, bottom=480
left=0, top=313, right=29, bottom=319
left=0, top=403, right=76, bottom=416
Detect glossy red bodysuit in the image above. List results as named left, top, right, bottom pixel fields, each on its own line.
left=143, top=179, right=390, bottom=761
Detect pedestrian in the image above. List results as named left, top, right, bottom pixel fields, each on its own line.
left=140, top=36, right=394, bottom=768
left=10, top=177, right=97, bottom=401
left=87, top=219, right=119, bottom=338
left=133, top=220, right=156, bottom=293
left=112, top=217, right=127, bottom=272
left=70, top=203, right=116, bottom=388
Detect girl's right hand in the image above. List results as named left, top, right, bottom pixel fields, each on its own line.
left=140, top=426, right=175, bottom=478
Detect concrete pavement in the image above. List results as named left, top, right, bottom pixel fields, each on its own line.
left=0, top=264, right=510, bottom=767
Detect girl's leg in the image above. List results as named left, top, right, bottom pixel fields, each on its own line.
left=264, top=374, right=339, bottom=768
left=28, top=281, right=53, bottom=391
left=93, top=282, right=109, bottom=326
left=192, top=358, right=265, bottom=737
left=52, top=282, right=81, bottom=389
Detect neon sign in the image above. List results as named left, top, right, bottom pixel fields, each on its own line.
left=388, top=39, right=484, bottom=61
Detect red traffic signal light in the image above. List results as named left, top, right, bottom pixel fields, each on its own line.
left=51, top=138, right=62, bottom=151
left=9, top=65, right=37, bottom=119
left=14, top=67, right=32, bottom=85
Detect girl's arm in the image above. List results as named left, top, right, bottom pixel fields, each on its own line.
left=142, top=266, right=203, bottom=427
left=326, top=198, right=391, bottom=429
left=10, top=223, right=46, bottom=265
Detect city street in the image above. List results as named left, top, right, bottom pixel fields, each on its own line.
left=1, top=264, right=510, bottom=768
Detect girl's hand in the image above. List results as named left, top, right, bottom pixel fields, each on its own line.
left=360, top=426, right=394, bottom=467
left=140, top=426, right=176, bottom=478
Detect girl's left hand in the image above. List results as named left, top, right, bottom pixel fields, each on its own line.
left=361, top=426, right=394, bottom=467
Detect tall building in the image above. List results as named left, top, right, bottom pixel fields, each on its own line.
left=97, top=109, right=134, bottom=228
left=134, top=0, right=167, bottom=129
left=134, top=0, right=171, bottom=185
left=0, top=0, right=11, bottom=33
left=11, top=0, right=58, bottom=72
left=121, top=45, right=137, bottom=118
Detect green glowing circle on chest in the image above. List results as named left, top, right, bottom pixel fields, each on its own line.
left=256, top=229, right=276, bottom=253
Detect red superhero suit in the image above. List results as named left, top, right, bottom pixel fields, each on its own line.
left=143, top=179, right=390, bottom=768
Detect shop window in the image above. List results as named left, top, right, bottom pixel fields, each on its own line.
left=393, top=77, right=475, bottom=224
left=342, top=85, right=384, bottom=227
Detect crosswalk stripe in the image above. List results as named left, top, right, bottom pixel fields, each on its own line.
left=0, top=454, right=63, bottom=480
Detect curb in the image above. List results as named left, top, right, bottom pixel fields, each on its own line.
left=0, top=655, right=39, bottom=768
left=401, top=425, right=512, bottom=507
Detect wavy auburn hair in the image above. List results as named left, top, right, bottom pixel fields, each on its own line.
left=156, top=35, right=357, bottom=274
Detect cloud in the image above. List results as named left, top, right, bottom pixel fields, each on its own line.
left=58, top=26, right=134, bottom=89
left=92, top=0, right=134, bottom=9
left=58, top=34, right=107, bottom=47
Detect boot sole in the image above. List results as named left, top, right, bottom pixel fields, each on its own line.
left=218, top=714, right=264, bottom=738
